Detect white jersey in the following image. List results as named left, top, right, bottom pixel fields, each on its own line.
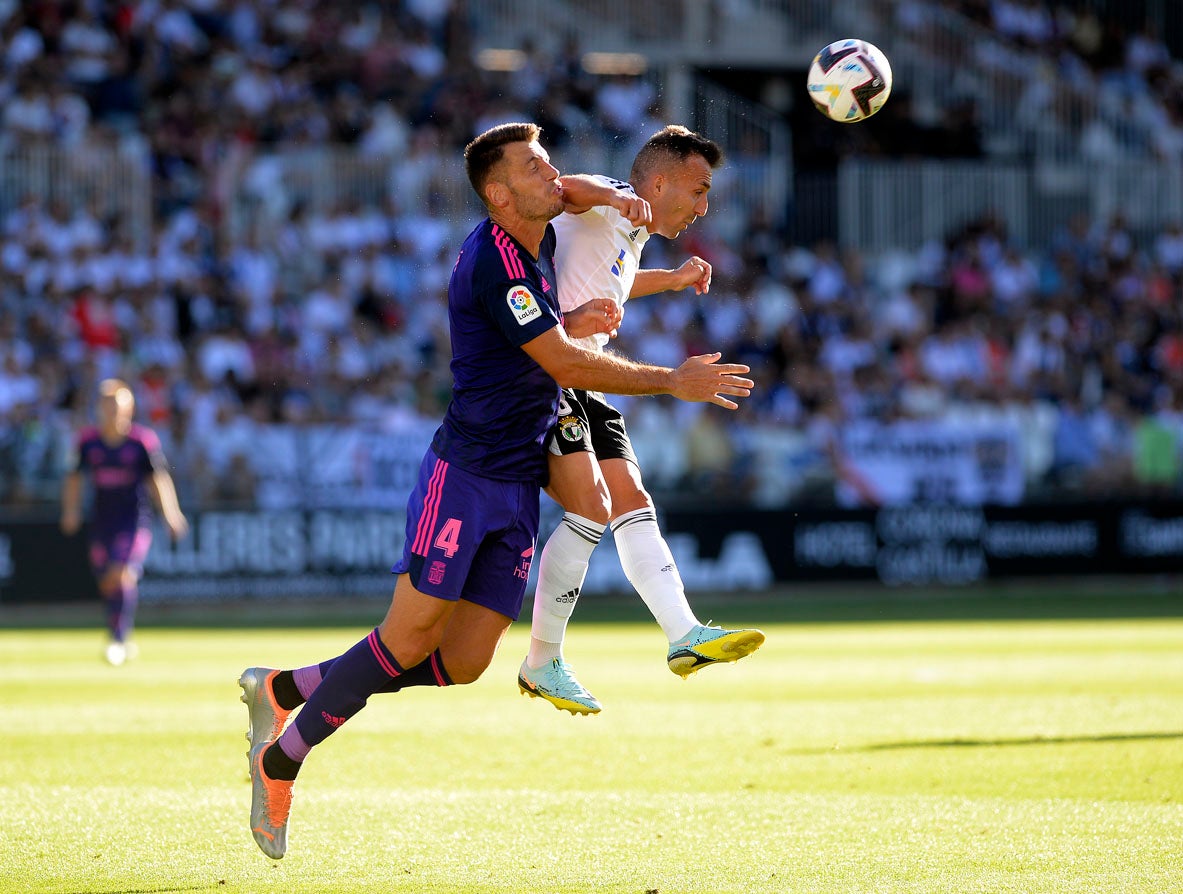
left=552, top=174, right=650, bottom=350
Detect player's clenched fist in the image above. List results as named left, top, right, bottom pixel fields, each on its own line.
left=672, top=256, right=712, bottom=295
left=611, top=193, right=652, bottom=228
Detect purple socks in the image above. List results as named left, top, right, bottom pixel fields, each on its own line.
left=276, top=629, right=403, bottom=763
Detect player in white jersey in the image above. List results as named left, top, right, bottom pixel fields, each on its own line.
left=517, top=126, right=766, bottom=714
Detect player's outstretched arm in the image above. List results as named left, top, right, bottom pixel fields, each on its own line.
left=559, top=174, right=651, bottom=227
left=631, top=256, right=713, bottom=298
left=60, top=470, right=82, bottom=536
left=522, top=327, right=752, bottom=409
left=147, top=470, right=189, bottom=540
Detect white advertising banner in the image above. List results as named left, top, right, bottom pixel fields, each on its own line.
left=836, top=420, right=1024, bottom=507
left=249, top=419, right=439, bottom=509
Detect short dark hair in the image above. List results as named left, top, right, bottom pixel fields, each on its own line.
left=464, top=122, right=542, bottom=205
left=630, top=125, right=723, bottom=181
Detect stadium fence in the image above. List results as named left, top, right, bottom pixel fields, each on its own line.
left=839, top=158, right=1183, bottom=253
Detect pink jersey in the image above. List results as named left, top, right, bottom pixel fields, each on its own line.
left=72, top=424, right=165, bottom=532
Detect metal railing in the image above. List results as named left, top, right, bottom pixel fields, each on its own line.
left=0, top=142, right=152, bottom=246
left=876, top=1, right=1157, bottom=163
left=467, top=0, right=1169, bottom=166
left=837, top=158, right=1183, bottom=254
left=225, top=85, right=793, bottom=241
left=696, top=78, right=792, bottom=232
left=464, top=0, right=840, bottom=65
left=224, top=109, right=791, bottom=247
left=225, top=147, right=483, bottom=243
left=462, top=0, right=798, bottom=229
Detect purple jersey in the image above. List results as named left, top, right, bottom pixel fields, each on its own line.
left=431, top=219, right=563, bottom=485
left=72, top=424, right=164, bottom=532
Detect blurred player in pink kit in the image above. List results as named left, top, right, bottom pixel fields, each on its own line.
left=60, top=379, right=188, bottom=665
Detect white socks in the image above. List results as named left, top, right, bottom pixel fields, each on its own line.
left=527, top=513, right=604, bottom=667
left=611, top=507, right=697, bottom=642
left=527, top=507, right=700, bottom=668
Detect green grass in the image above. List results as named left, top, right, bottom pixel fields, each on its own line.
left=2, top=596, right=1182, bottom=892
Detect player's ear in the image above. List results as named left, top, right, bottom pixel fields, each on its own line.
left=485, top=180, right=509, bottom=210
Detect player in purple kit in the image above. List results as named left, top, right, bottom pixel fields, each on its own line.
left=60, top=379, right=188, bottom=665
left=238, top=122, right=755, bottom=859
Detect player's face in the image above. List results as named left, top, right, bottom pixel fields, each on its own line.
left=98, top=392, right=134, bottom=431
left=502, top=140, right=564, bottom=222
left=651, top=154, right=713, bottom=239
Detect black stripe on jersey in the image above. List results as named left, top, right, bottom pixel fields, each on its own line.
left=603, top=176, right=635, bottom=195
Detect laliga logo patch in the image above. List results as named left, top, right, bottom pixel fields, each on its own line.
left=507, top=285, right=542, bottom=325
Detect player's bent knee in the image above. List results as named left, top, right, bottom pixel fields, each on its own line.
left=558, top=490, right=612, bottom=525
left=610, top=488, right=652, bottom=517
left=437, top=639, right=498, bottom=684
left=439, top=655, right=491, bottom=685
left=579, top=501, right=612, bottom=526
left=99, top=566, right=125, bottom=596
left=601, top=460, right=653, bottom=517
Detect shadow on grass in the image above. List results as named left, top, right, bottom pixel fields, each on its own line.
left=789, top=730, right=1183, bottom=755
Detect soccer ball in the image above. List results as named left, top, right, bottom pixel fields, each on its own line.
left=806, top=39, right=892, bottom=123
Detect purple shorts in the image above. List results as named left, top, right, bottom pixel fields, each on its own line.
left=392, top=449, right=540, bottom=620
left=89, top=527, right=152, bottom=575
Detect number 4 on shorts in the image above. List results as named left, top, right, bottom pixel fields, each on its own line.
left=434, top=518, right=462, bottom=557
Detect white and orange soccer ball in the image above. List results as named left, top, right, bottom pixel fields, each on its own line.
left=806, top=39, right=892, bottom=123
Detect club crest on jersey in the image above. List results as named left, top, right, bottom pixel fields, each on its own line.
left=506, top=285, right=542, bottom=325
left=558, top=415, right=584, bottom=442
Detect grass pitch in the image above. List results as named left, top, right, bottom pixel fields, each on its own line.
left=2, top=589, right=1182, bottom=893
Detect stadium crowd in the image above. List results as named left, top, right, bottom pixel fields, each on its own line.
left=1, top=0, right=1182, bottom=512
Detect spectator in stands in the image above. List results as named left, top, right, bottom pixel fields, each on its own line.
left=1050, top=394, right=1098, bottom=487
left=2, top=0, right=1183, bottom=515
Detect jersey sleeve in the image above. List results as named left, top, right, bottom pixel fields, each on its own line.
left=69, top=428, right=94, bottom=473
left=136, top=425, right=167, bottom=474
left=471, top=225, right=561, bottom=347
left=484, top=278, right=561, bottom=347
